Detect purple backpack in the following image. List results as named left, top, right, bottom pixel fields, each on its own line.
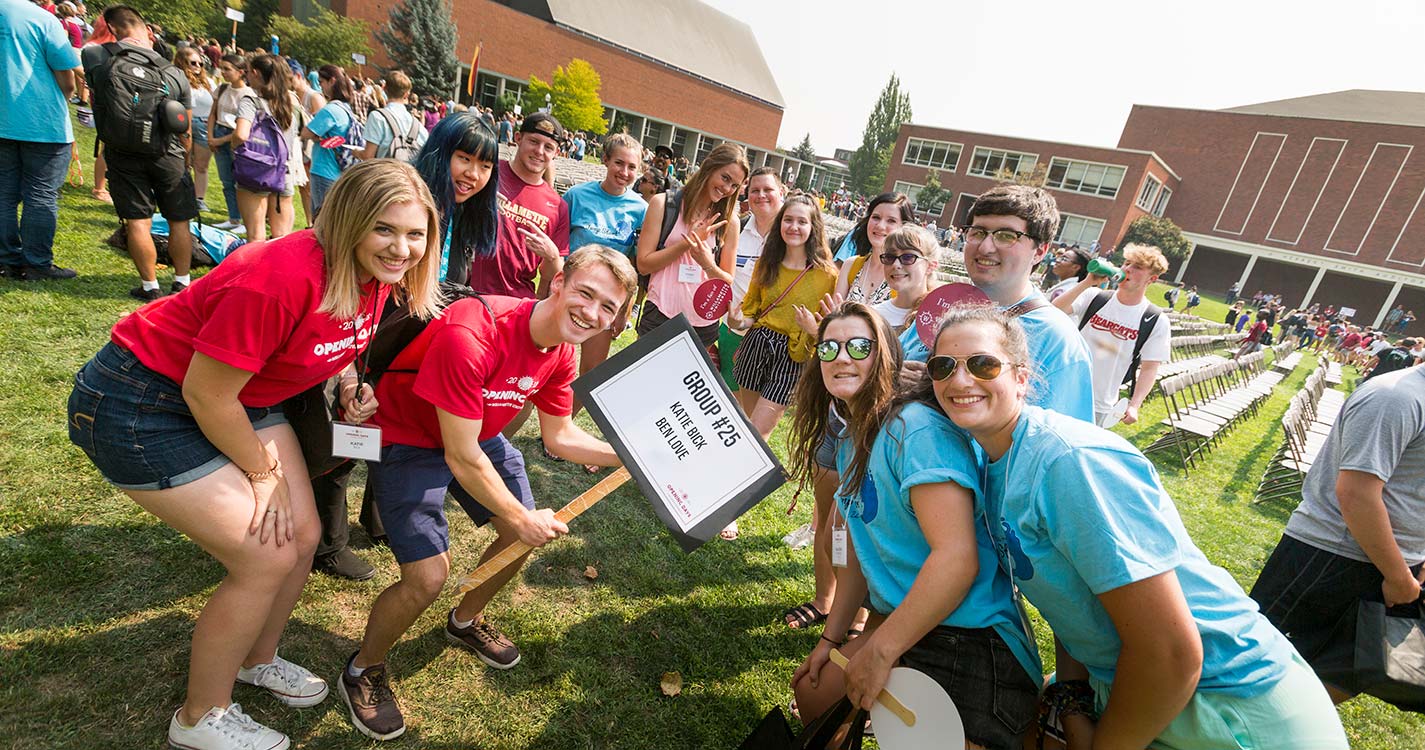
left=233, top=107, right=289, bottom=194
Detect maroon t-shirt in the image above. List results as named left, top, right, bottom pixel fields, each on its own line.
left=466, top=161, right=570, bottom=298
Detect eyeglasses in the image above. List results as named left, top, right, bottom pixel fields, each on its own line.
left=959, top=226, right=1037, bottom=250
left=816, top=337, right=875, bottom=362
left=927, top=354, right=1012, bottom=381
left=879, top=252, right=926, bottom=266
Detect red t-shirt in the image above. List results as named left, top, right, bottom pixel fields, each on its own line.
left=1342, top=332, right=1363, bottom=349
left=112, top=230, right=388, bottom=407
left=466, top=161, right=570, bottom=298
left=372, top=296, right=576, bottom=447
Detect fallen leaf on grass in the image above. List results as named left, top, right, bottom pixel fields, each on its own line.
left=660, top=671, right=682, bottom=697
left=584, top=565, right=598, bottom=580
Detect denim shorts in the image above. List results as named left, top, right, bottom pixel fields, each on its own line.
left=899, top=625, right=1039, bottom=750
left=191, top=115, right=210, bottom=149
left=367, top=437, right=535, bottom=564
left=814, top=408, right=847, bottom=470
left=67, top=342, right=287, bottom=490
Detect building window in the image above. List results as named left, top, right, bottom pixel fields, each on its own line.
left=1055, top=213, right=1105, bottom=246
left=1151, top=186, right=1172, bottom=217
left=642, top=121, right=665, bottom=150
left=1045, top=158, right=1126, bottom=199
left=671, top=129, right=688, bottom=158
left=893, top=180, right=949, bottom=216
left=903, top=137, right=963, bottom=171
left=696, top=135, right=716, bottom=163
left=1137, top=175, right=1162, bottom=211
left=967, top=147, right=1037, bottom=179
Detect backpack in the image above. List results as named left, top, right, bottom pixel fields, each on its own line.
left=232, top=99, right=290, bottom=194
left=372, top=107, right=422, bottom=163
left=330, top=101, right=366, bottom=171
left=1078, top=290, right=1162, bottom=386
left=1366, top=347, right=1413, bottom=381
left=91, top=43, right=180, bottom=157
left=1260, top=328, right=1275, bottom=346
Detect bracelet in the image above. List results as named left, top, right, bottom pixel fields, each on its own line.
left=819, top=634, right=844, bottom=647
left=243, top=458, right=282, bottom=482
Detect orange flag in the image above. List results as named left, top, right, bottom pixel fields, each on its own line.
left=466, top=41, right=482, bottom=97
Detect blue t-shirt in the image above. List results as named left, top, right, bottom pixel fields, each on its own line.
left=835, top=402, right=1041, bottom=682
left=0, top=0, right=80, bottom=143
left=900, top=292, right=1094, bottom=422
left=307, top=100, right=353, bottom=180
left=562, top=180, right=647, bottom=257
left=983, top=405, right=1294, bottom=697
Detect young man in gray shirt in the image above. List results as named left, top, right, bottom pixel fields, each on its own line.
left=1250, top=365, right=1425, bottom=703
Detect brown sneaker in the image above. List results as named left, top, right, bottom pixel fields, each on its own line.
left=338, top=653, right=405, bottom=741
left=444, top=610, right=521, bottom=669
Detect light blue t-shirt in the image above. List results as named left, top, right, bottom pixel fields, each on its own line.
left=899, top=292, right=1094, bottom=422
left=307, top=100, right=353, bottom=180
left=984, top=405, right=1294, bottom=697
left=832, top=233, right=863, bottom=263
left=363, top=103, right=426, bottom=160
left=0, top=0, right=80, bottom=144
left=562, top=180, right=648, bottom=257
left=835, top=401, right=1041, bottom=683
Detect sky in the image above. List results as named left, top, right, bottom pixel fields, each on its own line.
left=701, top=0, right=1425, bottom=156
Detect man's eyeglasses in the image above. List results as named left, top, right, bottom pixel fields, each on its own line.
left=927, top=354, right=1013, bottom=381
left=816, top=337, right=875, bottom=362
left=959, top=226, right=1038, bottom=250
left=879, top=252, right=926, bottom=267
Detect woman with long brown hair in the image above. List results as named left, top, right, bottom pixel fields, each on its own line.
left=232, top=53, right=303, bottom=241
left=174, top=46, right=216, bottom=212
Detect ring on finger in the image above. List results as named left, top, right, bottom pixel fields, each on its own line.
left=266, top=509, right=277, bottom=515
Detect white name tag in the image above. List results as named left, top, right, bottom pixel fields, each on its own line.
left=831, top=526, right=848, bottom=568
left=678, top=263, right=703, bottom=284
left=331, top=422, right=382, bottom=461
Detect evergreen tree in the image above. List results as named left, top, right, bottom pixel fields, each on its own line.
left=376, top=0, right=459, bottom=100
left=848, top=74, right=913, bottom=195
left=791, top=133, right=817, bottom=190
left=233, top=0, right=278, bottom=51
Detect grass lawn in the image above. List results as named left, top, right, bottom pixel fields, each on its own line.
left=3, top=122, right=1423, bottom=748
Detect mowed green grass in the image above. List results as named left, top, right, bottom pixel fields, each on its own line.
left=2, top=122, right=1422, bottom=748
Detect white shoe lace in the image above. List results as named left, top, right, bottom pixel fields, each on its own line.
left=211, top=704, right=267, bottom=749
left=257, top=656, right=312, bottom=693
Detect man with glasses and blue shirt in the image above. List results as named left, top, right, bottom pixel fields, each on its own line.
left=899, top=185, right=1094, bottom=423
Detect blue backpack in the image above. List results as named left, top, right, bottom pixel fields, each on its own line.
left=330, top=101, right=365, bottom=172
left=233, top=102, right=289, bottom=194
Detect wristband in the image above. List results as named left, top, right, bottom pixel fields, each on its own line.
left=819, top=634, right=844, bottom=647
left=243, top=458, right=282, bottom=482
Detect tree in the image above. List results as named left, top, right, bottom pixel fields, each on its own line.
left=1117, top=215, right=1193, bottom=262
left=548, top=59, right=607, bottom=135
left=232, top=0, right=279, bottom=51
left=267, top=7, right=371, bottom=70
left=126, top=0, right=223, bottom=41
left=915, top=169, right=950, bottom=215
left=790, top=133, right=817, bottom=190
left=848, top=73, right=913, bottom=195
left=493, top=91, right=519, bottom=117
left=376, top=0, right=459, bottom=99
left=525, top=75, right=553, bottom=114
left=995, top=162, right=1049, bottom=187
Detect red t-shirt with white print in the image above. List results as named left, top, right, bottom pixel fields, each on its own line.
left=371, top=296, right=576, bottom=447
left=111, top=230, right=388, bottom=407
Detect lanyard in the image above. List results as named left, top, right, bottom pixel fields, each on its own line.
left=352, top=285, right=383, bottom=394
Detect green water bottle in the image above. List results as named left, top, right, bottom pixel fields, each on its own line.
left=1087, top=258, right=1123, bottom=282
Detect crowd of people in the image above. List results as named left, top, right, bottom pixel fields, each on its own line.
left=5, top=1, right=1425, bottom=748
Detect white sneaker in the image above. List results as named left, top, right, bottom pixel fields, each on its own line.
left=231, top=225, right=246, bottom=236
left=213, top=220, right=238, bottom=230
left=236, top=654, right=329, bottom=708
left=167, top=703, right=289, bottom=750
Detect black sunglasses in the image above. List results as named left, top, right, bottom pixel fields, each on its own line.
left=879, top=252, right=926, bottom=266
left=816, top=337, right=875, bottom=362
left=927, top=354, right=1011, bottom=381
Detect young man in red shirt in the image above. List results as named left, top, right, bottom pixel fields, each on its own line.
left=338, top=246, right=636, bottom=741
left=466, top=111, right=571, bottom=299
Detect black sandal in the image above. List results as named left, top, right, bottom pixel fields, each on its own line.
left=540, top=444, right=566, bottom=463
left=783, top=602, right=828, bottom=629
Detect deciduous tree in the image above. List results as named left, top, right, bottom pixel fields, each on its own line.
left=267, top=7, right=371, bottom=69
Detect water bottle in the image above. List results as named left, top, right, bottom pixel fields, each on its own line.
left=1087, top=258, right=1123, bottom=282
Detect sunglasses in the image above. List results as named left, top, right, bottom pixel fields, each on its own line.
left=880, top=252, right=926, bottom=266
left=927, top=354, right=1010, bottom=381
left=816, top=337, right=875, bottom=362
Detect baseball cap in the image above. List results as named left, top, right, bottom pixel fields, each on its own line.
left=654, top=144, right=674, bottom=159
left=519, top=112, right=564, bottom=140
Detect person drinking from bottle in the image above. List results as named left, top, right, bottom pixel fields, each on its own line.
left=339, top=246, right=636, bottom=741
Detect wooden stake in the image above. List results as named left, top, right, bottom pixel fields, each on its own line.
left=828, top=648, right=917, bottom=727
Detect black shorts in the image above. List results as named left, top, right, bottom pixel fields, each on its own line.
left=637, top=301, right=718, bottom=353
left=106, top=150, right=199, bottom=222
left=899, top=625, right=1039, bottom=750
left=1249, top=534, right=1422, bottom=694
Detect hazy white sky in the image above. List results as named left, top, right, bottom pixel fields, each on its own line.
left=702, top=0, right=1425, bottom=155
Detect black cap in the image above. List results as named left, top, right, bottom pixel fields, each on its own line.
left=518, top=112, right=564, bottom=140
left=654, top=144, right=674, bottom=159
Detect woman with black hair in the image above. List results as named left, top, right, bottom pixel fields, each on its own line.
left=410, top=111, right=500, bottom=285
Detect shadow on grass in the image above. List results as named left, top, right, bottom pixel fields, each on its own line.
left=0, top=271, right=162, bottom=301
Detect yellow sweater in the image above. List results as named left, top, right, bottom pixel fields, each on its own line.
left=741, top=263, right=838, bottom=362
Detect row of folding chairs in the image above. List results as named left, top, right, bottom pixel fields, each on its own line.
left=1143, top=351, right=1282, bottom=471
left=1172, top=334, right=1239, bottom=358
left=1271, top=341, right=1303, bottom=373
left=1324, top=360, right=1344, bottom=386
left=1254, top=363, right=1346, bottom=503
left=1158, top=354, right=1227, bottom=379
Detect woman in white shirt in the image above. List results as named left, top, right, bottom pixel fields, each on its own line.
left=175, top=47, right=216, bottom=213
left=206, top=53, right=249, bottom=230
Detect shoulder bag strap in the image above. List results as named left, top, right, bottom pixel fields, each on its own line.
left=1005, top=294, right=1051, bottom=319
left=751, top=265, right=814, bottom=324
left=1077, top=289, right=1112, bottom=329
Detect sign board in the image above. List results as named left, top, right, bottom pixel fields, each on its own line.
left=351, top=52, right=367, bottom=65
left=224, top=7, right=244, bottom=22
left=1340, top=306, right=1357, bottom=318
left=916, top=283, right=991, bottom=348
left=574, top=314, right=785, bottom=552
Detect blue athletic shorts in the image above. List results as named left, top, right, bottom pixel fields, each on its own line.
left=367, top=436, right=535, bottom=564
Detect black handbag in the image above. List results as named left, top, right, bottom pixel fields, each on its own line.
left=282, top=375, right=349, bottom=479
left=1354, top=598, right=1425, bottom=713
left=737, top=698, right=867, bottom=750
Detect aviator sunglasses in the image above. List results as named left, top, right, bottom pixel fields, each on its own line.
left=816, top=337, right=875, bottom=362
left=927, top=354, right=1011, bottom=381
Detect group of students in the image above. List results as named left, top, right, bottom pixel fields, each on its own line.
left=61, top=69, right=1360, bottom=747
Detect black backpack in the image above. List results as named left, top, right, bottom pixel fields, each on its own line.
left=90, top=43, right=181, bottom=157
left=1365, top=347, right=1414, bottom=381
left=1078, top=290, right=1162, bottom=386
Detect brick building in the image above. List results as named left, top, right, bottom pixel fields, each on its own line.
left=883, top=124, right=1180, bottom=251
left=1119, top=91, right=1425, bottom=332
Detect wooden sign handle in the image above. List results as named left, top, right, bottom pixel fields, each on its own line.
left=828, top=647, right=916, bottom=728
left=454, top=467, right=631, bottom=595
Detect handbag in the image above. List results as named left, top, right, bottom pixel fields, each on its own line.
left=282, top=376, right=349, bottom=479
left=1354, top=598, right=1425, bottom=712
left=737, top=698, right=867, bottom=750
